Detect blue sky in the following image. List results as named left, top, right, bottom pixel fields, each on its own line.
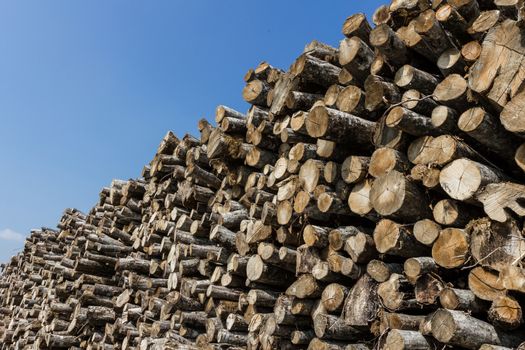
left=0, top=1, right=385, bottom=262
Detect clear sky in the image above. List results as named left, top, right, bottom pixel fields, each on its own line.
left=0, top=1, right=385, bottom=262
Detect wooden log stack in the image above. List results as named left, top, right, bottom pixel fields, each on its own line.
left=3, top=1, right=525, bottom=349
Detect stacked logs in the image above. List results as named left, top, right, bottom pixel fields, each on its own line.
left=4, top=0, right=525, bottom=349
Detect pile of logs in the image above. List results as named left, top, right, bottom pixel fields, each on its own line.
left=4, top=0, right=525, bottom=349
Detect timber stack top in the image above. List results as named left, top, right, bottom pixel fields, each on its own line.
left=3, top=1, right=525, bottom=349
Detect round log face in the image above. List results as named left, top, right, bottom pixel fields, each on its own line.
left=430, top=309, right=457, bottom=343
left=438, top=47, right=462, bottom=69
left=439, top=288, right=461, bottom=310
left=305, top=105, right=329, bottom=138
left=370, top=24, right=391, bottom=47
left=342, top=156, right=368, bottom=183
left=321, top=283, right=347, bottom=312
left=403, top=258, right=422, bottom=278
left=246, top=255, right=264, bottom=281
left=414, top=9, right=435, bottom=33
left=433, top=199, right=459, bottom=225
left=394, top=65, right=414, bottom=87
left=432, top=228, right=469, bottom=268
left=374, top=219, right=401, bottom=254
left=242, top=80, right=264, bottom=103
left=434, top=74, right=467, bottom=102
left=489, top=295, right=523, bottom=329
left=370, top=171, right=406, bottom=216
left=469, top=267, right=506, bottom=301
left=385, top=106, right=405, bottom=127
left=430, top=135, right=459, bottom=165
left=413, top=219, right=441, bottom=246
left=348, top=179, right=374, bottom=215
left=339, top=37, right=364, bottom=66
left=458, top=107, right=485, bottom=132
left=440, top=158, right=481, bottom=200
left=461, top=41, right=481, bottom=62
left=317, top=192, right=334, bottom=213
left=290, top=55, right=307, bottom=76
left=342, top=13, right=367, bottom=37
left=336, top=85, right=364, bottom=114
left=299, top=159, right=323, bottom=192
left=369, top=147, right=398, bottom=177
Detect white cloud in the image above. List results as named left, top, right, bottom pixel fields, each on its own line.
left=0, top=228, right=25, bottom=242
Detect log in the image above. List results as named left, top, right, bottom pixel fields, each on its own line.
left=370, top=170, right=431, bottom=221
left=286, top=274, right=322, bottom=299
left=436, top=4, right=472, bottom=45
left=313, top=313, right=364, bottom=341
left=447, top=0, right=480, bottom=21
left=367, top=259, right=403, bottom=283
left=379, top=311, right=425, bottom=333
left=383, top=329, right=433, bottom=350
left=370, top=24, right=410, bottom=67
left=431, top=308, right=525, bottom=349
left=341, top=156, right=370, bottom=184
left=338, top=37, right=374, bottom=83
left=401, top=89, right=438, bottom=115
left=468, top=11, right=503, bottom=40
left=348, top=179, right=376, bottom=218
left=335, top=85, right=366, bottom=117
left=437, top=47, right=468, bottom=76
left=394, top=64, right=439, bottom=94
left=439, top=158, right=507, bottom=201
left=374, top=219, right=428, bottom=257
left=410, top=164, right=440, bottom=190
left=344, top=231, right=376, bottom=263
left=8, top=4, right=525, bottom=350
left=342, top=13, right=372, bottom=43
left=369, top=147, right=410, bottom=178
left=377, top=273, right=420, bottom=311
left=321, top=283, right=349, bottom=313
left=467, top=217, right=525, bottom=272
left=385, top=106, right=437, bottom=136
left=430, top=105, right=459, bottom=133
left=246, top=255, right=293, bottom=287
left=477, top=182, right=525, bottom=222
left=488, top=295, right=523, bottom=329
left=243, top=80, right=270, bottom=107
left=469, top=20, right=525, bottom=110
left=439, top=287, right=487, bottom=314
left=305, top=105, right=375, bottom=145
left=364, top=75, right=401, bottom=112
left=407, top=134, right=484, bottom=166
left=432, top=227, right=469, bottom=268
left=433, top=73, right=469, bottom=111
left=303, top=225, right=330, bottom=249
left=291, top=54, right=341, bottom=89
left=404, top=257, right=437, bottom=280
left=343, top=274, right=379, bottom=328
left=468, top=266, right=506, bottom=301
left=413, top=9, right=454, bottom=59
left=462, top=40, right=482, bottom=63
left=432, top=198, right=482, bottom=227
left=458, top=107, right=520, bottom=159
left=413, top=219, right=441, bottom=246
